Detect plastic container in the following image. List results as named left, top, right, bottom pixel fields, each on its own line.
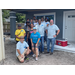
left=56, top=39, right=67, bottom=47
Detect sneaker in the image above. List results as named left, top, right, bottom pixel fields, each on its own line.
left=42, top=52, right=45, bottom=54
left=45, top=52, right=50, bottom=54
left=35, top=57, right=38, bottom=61
left=50, top=52, right=53, bottom=55
left=32, top=54, right=36, bottom=57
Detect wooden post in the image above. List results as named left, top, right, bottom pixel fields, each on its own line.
left=0, top=9, right=5, bottom=61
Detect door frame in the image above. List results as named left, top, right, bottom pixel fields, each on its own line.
left=63, top=10, right=75, bottom=39
left=34, top=12, right=56, bottom=24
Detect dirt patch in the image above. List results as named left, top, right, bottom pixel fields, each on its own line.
left=0, top=37, right=75, bottom=65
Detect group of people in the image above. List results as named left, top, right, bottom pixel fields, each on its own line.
left=15, top=16, right=60, bottom=63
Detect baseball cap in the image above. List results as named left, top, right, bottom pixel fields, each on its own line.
left=33, top=27, right=37, bottom=30
left=19, top=36, right=24, bottom=39
left=18, top=24, right=21, bottom=27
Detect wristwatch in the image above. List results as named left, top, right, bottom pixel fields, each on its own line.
left=56, top=34, right=57, bottom=36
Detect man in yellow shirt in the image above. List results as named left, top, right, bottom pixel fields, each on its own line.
left=15, top=24, right=26, bottom=43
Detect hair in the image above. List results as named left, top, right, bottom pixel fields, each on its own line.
left=20, top=36, right=24, bottom=39
left=33, top=16, right=35, bottom=17
left=38, top=19, right=41, bottom=21
left=27, top=18, right=29, bottom=20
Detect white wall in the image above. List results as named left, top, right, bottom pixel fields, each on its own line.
left=0, top=9, right=5, bottom=61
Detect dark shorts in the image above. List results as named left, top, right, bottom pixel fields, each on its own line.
left=32, top=43, right=40, bottom=48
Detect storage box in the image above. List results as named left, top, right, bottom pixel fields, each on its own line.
left=56, top=39, right=67, bottom=47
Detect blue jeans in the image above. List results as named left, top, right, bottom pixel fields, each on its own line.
left=40, top=36, right=44, bottom=52
left=44, top=31, right=47, bottom=42
left=47, top=38, right=56, bottom=53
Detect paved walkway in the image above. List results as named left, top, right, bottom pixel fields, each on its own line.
left=0, top=40, right=75, bottom=65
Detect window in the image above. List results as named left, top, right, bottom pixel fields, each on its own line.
left=68, top=15, right=75, bottom=18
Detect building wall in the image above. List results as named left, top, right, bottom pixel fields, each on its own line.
left=26, top=9, right=75, bottom=39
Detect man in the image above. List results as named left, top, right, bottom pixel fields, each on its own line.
left=16, top=36, right=31, bottom=63
left=15, top=24, right=26, bottom=43
left=24, top=18, right=30, bottom=26
left=47, top=19, right=60, bottom=55
left=41, top=17, right=45, bottom=23
left=34, top=19, right=38, bottom=31
left=37, top=19, right=46, bottom=53
left=44, top=18, right=50, bottom=43
left=30, top=27, right=40, bottom=61
left=23, top=21, right=30, bottom=41
left=33, top=16, right=36, bottom=23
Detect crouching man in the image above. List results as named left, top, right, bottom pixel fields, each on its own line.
left=16, top=36, right=31, bottom=63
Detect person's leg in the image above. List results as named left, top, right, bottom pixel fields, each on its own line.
left=25, top=49, right=31, bottom=56
left=50, top=38, right=56, bottom=53
left=32, top=43, right=36, bottom=57
left=35, top=44, right=39, bottom=60
left=41, top=36, right=44, bottom=52
left=47, top=38, right=50, bottom=52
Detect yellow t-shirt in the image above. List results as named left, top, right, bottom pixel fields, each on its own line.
left=15, top=29, right=26, bottom=41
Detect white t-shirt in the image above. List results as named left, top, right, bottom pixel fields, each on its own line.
left=45, top=21, right=50, bottom=30
left=37, top=23, right=47, bottom=36
left=41, top=21, right=45, bottom=24
left=16, top=41, right=29, bottom=56
left=47, top=24, right=59, bottom=38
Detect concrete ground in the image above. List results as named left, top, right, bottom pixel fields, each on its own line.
left=0, top=36, right=75, bottom=65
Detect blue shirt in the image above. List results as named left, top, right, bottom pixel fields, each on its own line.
left=16, top=41, right=29, bottom=56
left=30, top=32, right=41, bottom=43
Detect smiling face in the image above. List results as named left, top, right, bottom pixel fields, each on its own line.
left=33, top=29, right=36, bottom=33
left=38, top=19, right=41, bottom=25
left=50, top=19, right=53, bottom=25
left=31, top=23, right=34, bottom=28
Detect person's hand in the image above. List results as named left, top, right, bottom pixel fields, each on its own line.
left=53, top=35, right=56, bottom=37
left=20, top=55, right=24, bottom=58
left=36, top=43, right=37, bottom=46
left=32, top=43, right=33, bottom=46
left=47, top=24, right=49, bottom=27
left=26, top=38, right=28, bottom=42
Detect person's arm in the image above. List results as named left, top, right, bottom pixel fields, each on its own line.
left=31, top=39, right=33, bottom=46
left=17, top=49, right=21, bottom=56
left=53, top=30, right=60, bottom=37
left=24, top=33, right=26, bottom=37
left=36, top=38, right=40, bottom=45
left=53, top=26, right=60, bottom=38
left=36, top=33, right=40, bottom=46
left=15, top=35, right=20, bottom=39
left=16, top=43, right=24, bottom=58
left=26, top=32, right=29, bottom=42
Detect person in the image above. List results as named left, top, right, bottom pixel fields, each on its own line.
left=23, top=21, right=31, bottom=42
left=15, top=24, right=26, bottom=44
left=46, top=19, right=60, bottom=55
left=16, top=36, right=31, bottom=63
left=27, top=23, right=34, bottom=50
left=37, top=19, right=47, bottom=53
left=24, top=18, right=30, bottom=26
left=33, top=16, right=36, bottom=23
left=34, top=19, right=38, bottom=31
left=41, top=17, right=45, bottom=23
left=44, top=18, right=50, bottom=43
left=30, top=27, right=40, bottom=61
left=30, top=19, right=34, bottom=25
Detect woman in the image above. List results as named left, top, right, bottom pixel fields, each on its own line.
left=23, top=21, right=30, bottom=42
left=30, top=27, right=40, bottom=61
left=27, top=23, right=34, bottom=49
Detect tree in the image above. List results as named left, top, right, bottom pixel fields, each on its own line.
left=2, top=9, right=10, bottom=23
left=16, top=13, right=26, bottom=23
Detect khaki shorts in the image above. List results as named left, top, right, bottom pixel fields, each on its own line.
left=17, top=49, right=27, bottom=62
